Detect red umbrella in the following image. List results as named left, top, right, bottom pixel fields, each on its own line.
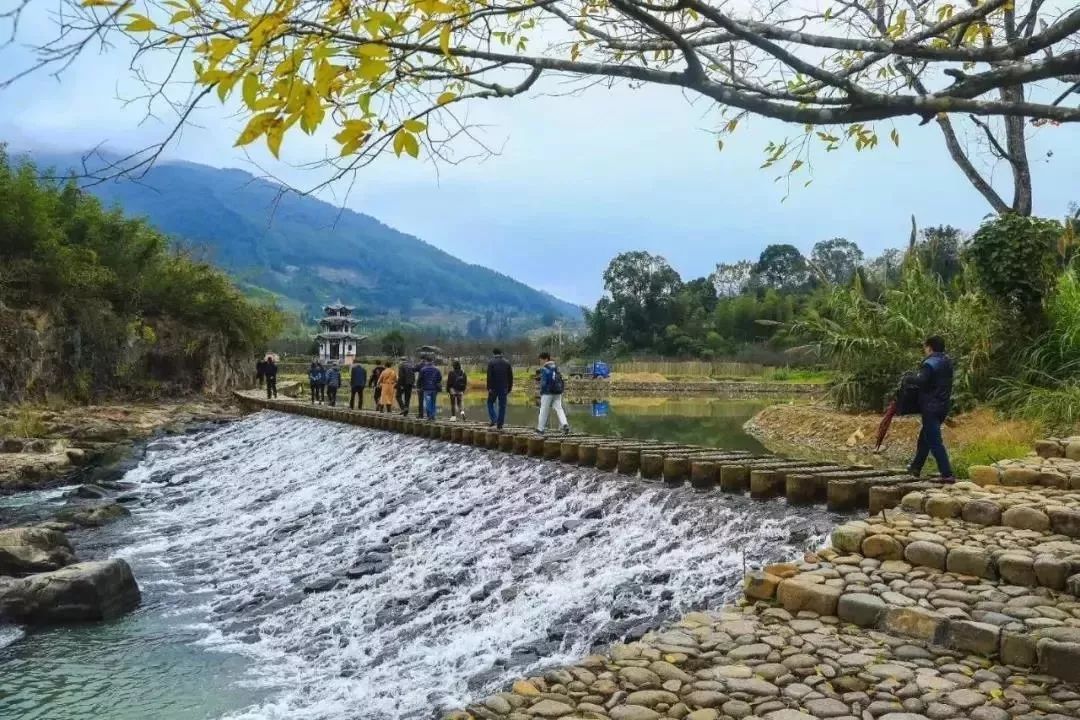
left=874, top=399, right=898, bottom=451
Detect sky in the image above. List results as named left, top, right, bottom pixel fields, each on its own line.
left=2, top=4, right=1079, bottom=306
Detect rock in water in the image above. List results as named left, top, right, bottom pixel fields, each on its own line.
left=56, top=500, right=130, bottom=527
left=0, top=559, right=141, bottom=623
left=0, top=527, right=76, bottom=576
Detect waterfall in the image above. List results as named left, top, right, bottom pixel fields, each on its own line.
left=99, top=411, right=836, bottom=719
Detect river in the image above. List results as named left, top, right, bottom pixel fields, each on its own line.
left=0, top=400, right=835, bottom=720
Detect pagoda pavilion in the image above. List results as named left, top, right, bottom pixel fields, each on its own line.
left=315, top=301, right=366, bottom=362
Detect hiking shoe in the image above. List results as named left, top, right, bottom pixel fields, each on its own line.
left=935, top=476, right=957, bottom=485
left=488, top=422, right=496, bottom=428
left=561, top=424, right=571, bottom=435
left=459, top=412, right=466, bottom=421
left=535, top=428, right=545, bottom=435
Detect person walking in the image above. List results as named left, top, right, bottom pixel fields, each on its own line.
left=907, top=335, right=955, bottom=483
left=447, top=360, right=467, bottom=420
left=396, top=356, right=416, bottom=416
left=264, top=356, right=278, bottom=399
left=418, top=357, right=443, bottom=420
left=308, top=359, right=325, bottom=404
left=377, top=362, right=398, bottom=413
left=349, top=361, right=367, bottom=410
left=325, top=362, right=342, bottom=407
left=369, top=360, right=385, bottom=407
left=536, top=351, right=570, bottom=435
left=255, top=357, right=266, bottom=389
left=486, top=348, right=513, bottom=429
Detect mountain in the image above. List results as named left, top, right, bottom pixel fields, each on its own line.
left=22, top=149, right=581, bottom=330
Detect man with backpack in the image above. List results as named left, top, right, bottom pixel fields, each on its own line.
left=447, top=360, right=468, bottom=420
left=396, top=356, right=416, bottom=416
left=349, top=361, right=367, bottom=410
left=536, top=351, right=570, bottom=435
left=908, top=335, right=955, bottom=483
left=417, top=357, right=443, bottom=420
left=486, top=348, right=514, bottom=430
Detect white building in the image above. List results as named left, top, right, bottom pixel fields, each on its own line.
left=315, top=301, right=366, bottom=362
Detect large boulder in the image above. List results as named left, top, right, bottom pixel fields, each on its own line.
left=0, top=527, right=76, bottom=576
left=0, top=559, right=141, bottom=624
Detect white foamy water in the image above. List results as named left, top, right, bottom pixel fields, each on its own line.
left=108, top=411, right=835, bottom=719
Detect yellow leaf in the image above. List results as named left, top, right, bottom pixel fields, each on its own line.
left=402, top=131, right=420, bottom=158
left=725, top=118, right=738, bottom=133
left=235, top=112, right=277, bottom=146
left=790, top=159, right=803, bottom=172
left=266, top=121, right=284, bottom=157
left=392, top=129, right=407, bottom=156
left=402, top=118, right=426, bottom=133
left=355, top=44, right=390, bottom=59
left=169, top=9, right=192, bottom=23
left=126, top=14, right=157, bottom=32
left=357, top=59, right=388, bottom=81
left=82, top=0, right=120, bottom=6
left=208, top=37, right=239, bottom=63
left=216, top=72, right=241, bottom=101
left=242, top=73, right=259, bottom=110
left=436, top=91, right=456, bottom=105
left=716, top=139, right=724, bottom=152
left=890, top=128, right=900, bottom=147
left=439, top=24, right=451, bottom=55
left=301, top=92, right=325, bottom=134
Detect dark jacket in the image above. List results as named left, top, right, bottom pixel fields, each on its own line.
left=448, top=369, right=467, bottom=393
left=486, top=355, right=514, bottom=394
left=916, top=352, right=953, bottom=417
left=325, top=367, right=341, bottom=389
left=397, top=362, right=416, bottom=388
left=418, top=363, right=442, bottom=393
left=309, top=363, right=325, bottom=385
left=264, top=360, right=277, bottom=379
left=369, top=366, right=384, bottom=389
left=255, top=359, right=266, bottom=378
left=350, top=364, right=367, bottom=388
left=539, top=361, right=562, bottom=395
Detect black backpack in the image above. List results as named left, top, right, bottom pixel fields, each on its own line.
left=549, top=366, right=566, bottom=394
left=398, top=363, right=416, bottom=386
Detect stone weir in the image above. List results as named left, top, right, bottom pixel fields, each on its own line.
left=235, top=392, right=1080, bottom=718
left=233, top=391, right=925, bottom=513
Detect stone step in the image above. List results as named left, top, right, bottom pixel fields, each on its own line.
left=829, top=508, right=1080, bottom=596
left=744, top=544, right=1080, bottom=686
left=969, top=456, right=1080, bottom=490
left=900, top=483, right=1080, bottom=538
left=1034, top=435, right=1080, bottom=460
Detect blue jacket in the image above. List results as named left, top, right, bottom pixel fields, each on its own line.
left=539, top=361, right=562, bottom=395
left=418, top=363, right=442, bottom=392
left=916, top=352, right=953, bottom=417
left=325, top=367, right=341, bottom=389
left=309, top=364, right=325, bottom=385
left=350, top=364, right=367, bottom=388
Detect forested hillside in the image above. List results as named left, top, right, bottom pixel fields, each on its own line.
left=25, top=150, right=581, bottom=331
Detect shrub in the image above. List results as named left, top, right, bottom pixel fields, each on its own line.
left=966, top=214, right=1064, bottom=315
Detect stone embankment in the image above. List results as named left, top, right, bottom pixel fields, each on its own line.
left=446, top=478, right=1080, bottom=719
left=0, top=400, right=237, bottom=493
left=234, top=392, right=922, bottom=513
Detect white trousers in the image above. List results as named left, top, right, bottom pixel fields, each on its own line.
left=538, top=393, right=568, bottom=430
